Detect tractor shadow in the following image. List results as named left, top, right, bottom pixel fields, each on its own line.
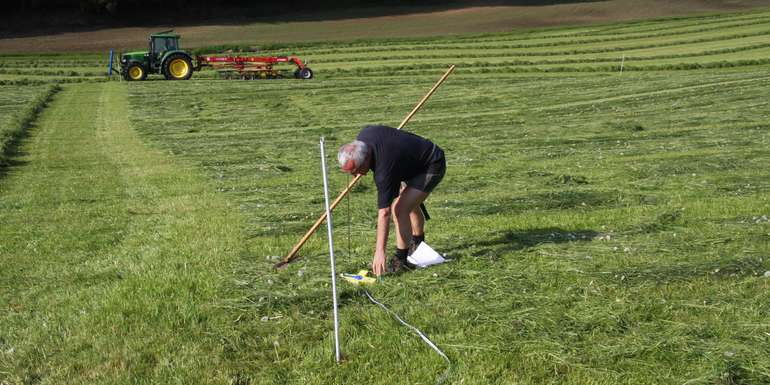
left=445, top=227, right=598, bottom=261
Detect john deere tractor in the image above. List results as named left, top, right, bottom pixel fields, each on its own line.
left=119, top=30, right=195, bottom=81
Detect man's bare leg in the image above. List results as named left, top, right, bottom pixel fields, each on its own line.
left=410, top=206, right=425, bottom=235
left=409, top=206, right=425, bottom=248
left=392, top=205, right=425, bottom=249
left=392, top=187, right=429, bottom=250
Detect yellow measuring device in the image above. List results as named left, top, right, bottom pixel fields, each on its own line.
left=341, top=270, right=377, bottom=285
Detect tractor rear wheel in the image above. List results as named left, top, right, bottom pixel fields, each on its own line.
left=123, top=64, right=147, bottom=81
left=163, top=54, right=193, bottom=80
left=298, top=68, right=313, bottom=79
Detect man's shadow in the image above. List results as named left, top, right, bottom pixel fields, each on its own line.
left=446, top=227, right=598, bottom=260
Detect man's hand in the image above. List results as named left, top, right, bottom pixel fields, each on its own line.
left=372, top=249, right=387, bottom=276
left=373, top=207, right=391, bottom=276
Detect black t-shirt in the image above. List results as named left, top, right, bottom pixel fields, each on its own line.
left=356, top=125, right=437, bottom=209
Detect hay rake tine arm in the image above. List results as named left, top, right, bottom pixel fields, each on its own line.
left=197, top=55, right=310, bottom=78
left=276, top=64, right=456, bottom=268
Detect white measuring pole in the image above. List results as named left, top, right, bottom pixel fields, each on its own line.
left=320, top=137, right=341, bottom=363
left=620, top=54, right=625, bottom=74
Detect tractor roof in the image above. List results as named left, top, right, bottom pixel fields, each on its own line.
left=150, top=30, right=180, bottom=38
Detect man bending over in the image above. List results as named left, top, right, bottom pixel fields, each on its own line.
left=338, top=125, right=446, bottom=276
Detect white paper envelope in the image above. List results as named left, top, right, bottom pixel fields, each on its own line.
left=407, top=242, right=445, bottom=268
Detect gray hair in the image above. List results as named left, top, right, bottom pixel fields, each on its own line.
left=338, top=140, right=368, bottom=170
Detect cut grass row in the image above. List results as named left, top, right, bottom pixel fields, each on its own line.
left=0, top=68, right=105, bottom=77
left=298, top=17, right=770, bottom=55
left=0, top=84, right=60, bottom=165
left=0, top=53, right=109, bottom=83
left=314, top=35, right=768, bottom=68
left=320, top=59, right=770, bottom=78
left=304, top=29, right=770, bottom=66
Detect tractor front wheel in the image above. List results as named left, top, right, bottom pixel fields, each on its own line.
left=123, top=64, right=147, bottom=81
left=298, top=68, right=313, bottom=79
left=163, top=54, right=193, bottom=80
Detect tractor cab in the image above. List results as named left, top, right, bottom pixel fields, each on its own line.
left=119, top=30, right=194, bottom=81
left=149, top=32, right=180, bottom=69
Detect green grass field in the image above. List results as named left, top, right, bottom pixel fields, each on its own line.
left=1, top=7, right=770, bottom=385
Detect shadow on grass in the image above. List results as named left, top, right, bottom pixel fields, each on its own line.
left=613, top=255, right=766, bottom=285
left=443, top=189, right=628, bottom=216
left=0, top=150, right=30, bottom=180
left=448, top=227, right=598, bottom=260
left=511, top=190, right=620, bottom=212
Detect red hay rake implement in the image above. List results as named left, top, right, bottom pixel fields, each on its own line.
left=197, top=55, right=313, bottom=80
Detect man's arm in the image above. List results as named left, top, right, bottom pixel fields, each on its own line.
left=372, top=207, right=391, bottom=276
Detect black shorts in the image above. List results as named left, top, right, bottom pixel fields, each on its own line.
left=406, top=146, right=445, bottom=194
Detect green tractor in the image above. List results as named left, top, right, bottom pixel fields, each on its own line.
left=119, top=30, right=195, bottom=81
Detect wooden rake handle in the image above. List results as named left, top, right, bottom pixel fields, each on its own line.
left=397, top=65, right=456, bottom=129
left=276, top=174, right=363, bottom=268
left=276, top=65, right=456, bottom=268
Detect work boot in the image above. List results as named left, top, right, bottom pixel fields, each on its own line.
left=387, top=255, right=414, bottom=274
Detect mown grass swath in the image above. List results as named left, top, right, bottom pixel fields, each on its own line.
left=0, top=84, right=60, bottom=165
left=1, top=7, right=769, bottom=385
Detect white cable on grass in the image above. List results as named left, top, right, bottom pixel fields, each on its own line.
left=364, top=289, right=451, bottom=385
left=341, top=170, right=450, bottom=382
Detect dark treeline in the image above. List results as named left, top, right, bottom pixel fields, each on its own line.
left=13, top=0, right=437, bottom=15
left=2, top=0, right=597, bottom=32
left=10, top=0, right=595, bottom=17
